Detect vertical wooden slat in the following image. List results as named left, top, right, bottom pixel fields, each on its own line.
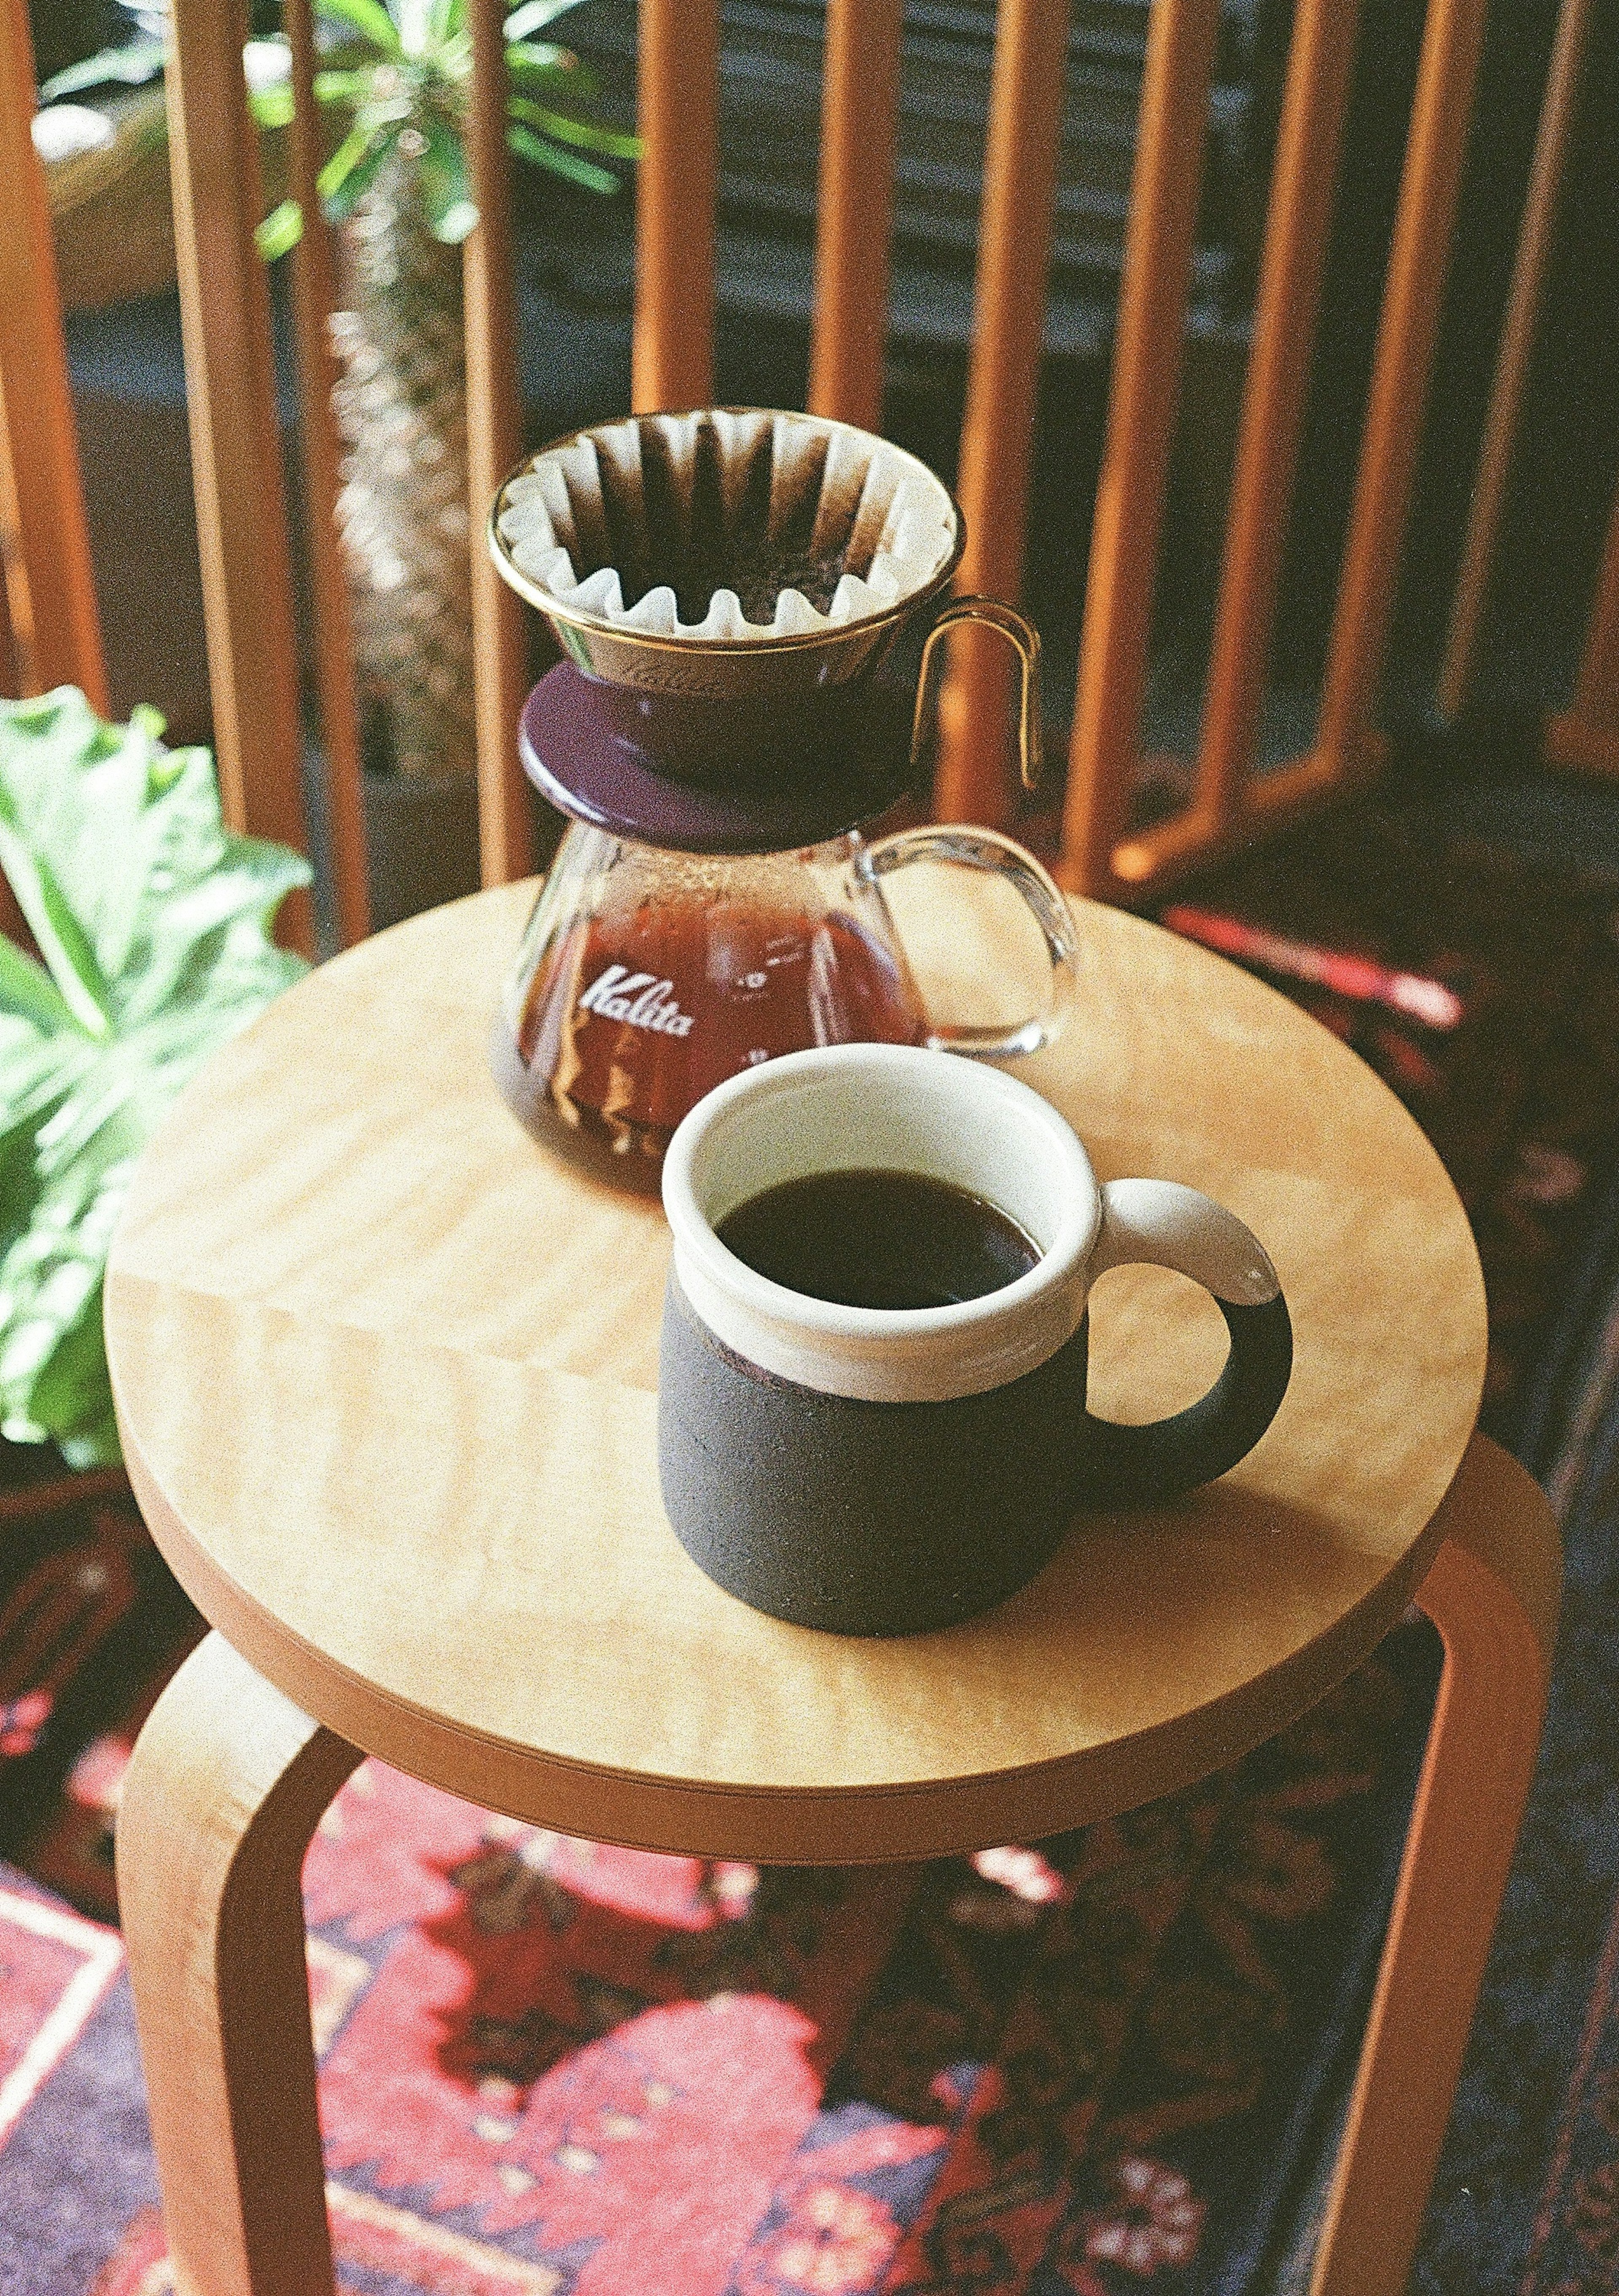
left=1547, top=476, right=1619, bottom=773
left=284, top=0, right=370, bottom=944
left=1314, top=0, right=1490, bottom=784
left=466, top=0, right=531, bottom=886
left=808, top=0, right=904, bottom=432
left=0, top=0, right=107, bottom=709
left=1438, top=0, right=1595, bottom=725
left=1059, top=0, right=1222, bottom=894
left=932, top=0, right=1071, bottom=829
left=634, top=0, right=719, bottom=411
left=1191, top=0, right=1363, bottom=837
left=166, top=0, right=312, bottom=953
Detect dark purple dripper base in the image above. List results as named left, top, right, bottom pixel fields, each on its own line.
left=517, top=663, right=917, bottom=854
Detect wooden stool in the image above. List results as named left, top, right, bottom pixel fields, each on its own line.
left=105, top=881, right=1560, bottom=2296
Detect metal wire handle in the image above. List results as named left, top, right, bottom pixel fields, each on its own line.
left=911, top=595, right=1045, bottom=790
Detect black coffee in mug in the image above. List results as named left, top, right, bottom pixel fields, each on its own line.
left=716, top=1169, right=1041, bottom=1310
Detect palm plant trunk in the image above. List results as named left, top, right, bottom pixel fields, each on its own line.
left=329, top=144, right=474, bottom=780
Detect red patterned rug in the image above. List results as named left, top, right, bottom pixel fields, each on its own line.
left=0, top=1622, right=1439, bottom=2296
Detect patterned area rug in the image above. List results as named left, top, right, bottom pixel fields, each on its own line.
left=0, top=1626, right=1439, bottom=2296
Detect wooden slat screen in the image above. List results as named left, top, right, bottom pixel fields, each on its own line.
left=0, top=0, right=107, bottom=710
left=628, top=0, right=1555, bottom=902
left=633, top=0, right=719, bottom=411
left=167, top=0, right=539, bottom=936
left=284, top=0, right=370, bottom=945
left=933, top=0, right=1072, bottom=831
left=1310, top=0, right=1490, bottom=798
left=1060, top=0, right=1223, bottom=889
left=1077, top=0, right=1489, bottom=894
left=466, top=0, right=532, bottom=888
left=1129, top=0, right=1362, bottom=885
left=1548, top=480, right=1619, bottom=776
left=807, top=0, right=904, bottom=434
left=149, top=0, right=1566, bottom=935
left=1439, top=0, right=1596, bottom=728
left=166, top=0, right=312, bottom=953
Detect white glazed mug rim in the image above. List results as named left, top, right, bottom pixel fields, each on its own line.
left=661, top=1043, right=1101, bottom=1403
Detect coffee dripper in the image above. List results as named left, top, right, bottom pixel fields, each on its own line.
left=486, top=408, right=1077, bottom=1191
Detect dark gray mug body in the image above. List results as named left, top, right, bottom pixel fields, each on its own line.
left=658, top=1267, right=1294, bottom=1637
left=659, top=1269, right=1088, bottom=1634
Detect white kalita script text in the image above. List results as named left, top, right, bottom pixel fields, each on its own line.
left=578, top=965, right=695, bottom=1037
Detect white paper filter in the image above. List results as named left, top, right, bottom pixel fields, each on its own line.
left=497, top=410, right=957, bottom=640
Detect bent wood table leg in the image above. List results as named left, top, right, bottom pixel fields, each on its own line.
left=116, top=1631, right=363, bottom=2296
left=1308, top=1433, right=1562, bottom=2296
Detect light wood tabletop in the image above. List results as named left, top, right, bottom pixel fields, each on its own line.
left=105, top=876, right=1486, bottom=1861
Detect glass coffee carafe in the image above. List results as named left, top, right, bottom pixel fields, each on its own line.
left=486, top=407, right=1076, bottom=1190
left=491, top=817, right=1078, bottom=1190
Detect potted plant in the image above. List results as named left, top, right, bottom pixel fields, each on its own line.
left=0, top=687, right=309, bottom=1469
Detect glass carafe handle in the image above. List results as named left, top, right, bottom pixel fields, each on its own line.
left=859, top=826, right=1078, bottom=1060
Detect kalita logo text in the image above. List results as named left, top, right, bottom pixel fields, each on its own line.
left=578, top=965, right=694, bottom=1037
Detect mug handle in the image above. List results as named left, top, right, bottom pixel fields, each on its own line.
left=1075, top=1178, right=1294, bottom=1504
left=859, top=824, right=1079, bottom=1058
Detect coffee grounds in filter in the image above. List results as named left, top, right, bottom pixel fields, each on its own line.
left=495, top=410, right=957, bottom=639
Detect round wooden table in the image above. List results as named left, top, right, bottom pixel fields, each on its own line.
left=105, top=880, right=1557, bottom=2296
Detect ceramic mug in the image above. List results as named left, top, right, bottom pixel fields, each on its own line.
left=658, top=1044, right=1294, bottom=1636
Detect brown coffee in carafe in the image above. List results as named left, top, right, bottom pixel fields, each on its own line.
left=500, top=898, right=928, bottom=1187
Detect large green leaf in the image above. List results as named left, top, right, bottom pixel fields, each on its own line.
left=0, top=690, right=309, bottom=1467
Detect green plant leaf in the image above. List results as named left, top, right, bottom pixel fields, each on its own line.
left=0, top=690, right=309, bottom=1466
left=314, top=67, right=371, bottom=102
left=317, top=117, right=382, bottom=200
left=248, top=80, right=296, bottom=129
left=39, top=38, right=167, bottom=99
left=255, top=197, right=306, bottom=259
left=0, top=936, right=78, bottom=1041
left=315, top=0, right=404, bottom=54
left=323, top=128, right=394, bottom=219
left=507, top=95, right=638, bottom=159
left=504, top=0, right=586, bottom=40
left=503, top=40, right=591, bottom=94
left=0, top=826, right=112, bottom=1041
left=506, top=119, right=616, bottom=193
left=394, top=0, right=437, bottom=56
